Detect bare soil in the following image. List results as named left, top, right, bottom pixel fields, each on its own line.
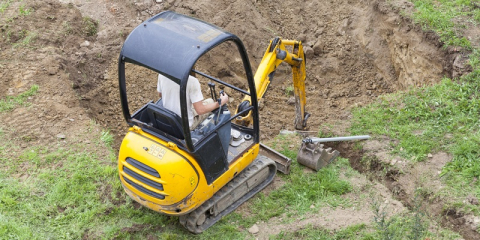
left=0, top=0, right=475, bottom=238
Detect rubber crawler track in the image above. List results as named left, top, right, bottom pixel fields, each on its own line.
left=179, top=155, right=276, bottom=233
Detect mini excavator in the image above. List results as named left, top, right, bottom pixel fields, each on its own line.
left=117, top=11, right=310, bottom=233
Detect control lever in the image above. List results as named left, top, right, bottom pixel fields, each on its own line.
left=215, top=90, right=225, bottom=124
left=208, top=82, right=217, bottom=100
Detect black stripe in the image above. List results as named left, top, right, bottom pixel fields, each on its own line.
left=126, top=157, right=160, bottom=178
left=124, top=166, right=164, bottom=191
left=123, top=177, right=165, bottom=200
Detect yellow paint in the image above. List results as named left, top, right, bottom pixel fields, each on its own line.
left=235, top=38, right=307, bottom=129
left=118, top=127, right=259, bottom=215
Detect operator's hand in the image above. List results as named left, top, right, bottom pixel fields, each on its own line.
left=219, top=92, right=229, bottom=106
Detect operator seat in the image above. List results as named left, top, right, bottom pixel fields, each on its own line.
left=146, top=103, right=184, bottom=140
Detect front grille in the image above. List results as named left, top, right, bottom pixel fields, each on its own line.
left=126, top=157, right=160, bottom=178
left=123, top=165, right=164, bottom=191
left=123, top=177, right=165, bottom=200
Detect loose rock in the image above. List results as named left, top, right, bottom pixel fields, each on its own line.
left=313, top=41, right=323, bottom=55
left=80, top=41, right=90, bottom=47
left=248, top=224, right=259, bottom=234
left=304, top=46, right=314, bottom=59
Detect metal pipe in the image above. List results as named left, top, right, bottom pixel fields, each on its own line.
left=303, top=135, right=370, bottom=143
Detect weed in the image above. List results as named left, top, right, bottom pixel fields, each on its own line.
left=371, top=196, right=395, bottom=240
left=18, top=4, right=32, bottom=16
left=0, top=85, right=39, bottom=112
left=82, top=17, right=98, bottom=37
left=285, top=84, right=294, bottom=96
left=12, top=31, right=36, bottom=48
left=317, top=129, right=335, bottom=138
left=62, top=21, right=73, bottom=36
left=0, top=0, right=13, bottom=13
left=408, top=193, right=428, bottom=240
left=100, top=130, right=114, bottom=147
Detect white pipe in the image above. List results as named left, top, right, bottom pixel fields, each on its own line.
left=303, top=135, right=370, bottom=143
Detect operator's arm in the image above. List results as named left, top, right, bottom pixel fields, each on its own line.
left=193, top=94, right=228, bottom=115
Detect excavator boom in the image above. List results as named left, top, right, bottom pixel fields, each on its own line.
left=235, top=37, right=310, bottom=130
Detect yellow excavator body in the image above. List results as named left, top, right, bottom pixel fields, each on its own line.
left=118, top=126, right=260, bottom=215
left=117, top=11, right=308, bottom=233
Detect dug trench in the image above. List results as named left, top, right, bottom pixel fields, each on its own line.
left=2, top=0, right=473, bottom=238
left=328, top=140, right=480, bottom=240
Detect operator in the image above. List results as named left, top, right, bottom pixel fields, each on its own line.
left=157, top=73, right=229, bottom=130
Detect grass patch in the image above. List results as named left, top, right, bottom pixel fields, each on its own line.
left=100, top=130, right=114, bottom=147
left=12, top=30, right=36, bottom=48
left=18, top=4, right=32, bottom=16
left=409, top=0, right=479, bottom=48
left=351, top=68, right=480, bottom=164
left=82, top=16, right=98, bottom=37
left=272, top=224, right=375, bottom=240
left=0, top=0, right=13, bottom=14
left=245, top=135, right=352, bottom=225
left=351, top=68, right=480, bottom=209
left=0, top=85, right=38, bottom=112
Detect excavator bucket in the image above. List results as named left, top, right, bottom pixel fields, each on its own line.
left=297, top=142, right=339, bottom=171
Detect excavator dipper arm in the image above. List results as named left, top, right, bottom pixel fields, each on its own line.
left=235, top=37, right=310, bottom=130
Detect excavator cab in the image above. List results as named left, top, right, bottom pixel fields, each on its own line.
left=118, top=11, right=261, bottom=181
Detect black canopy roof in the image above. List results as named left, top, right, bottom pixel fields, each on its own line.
left=118, top=11, right=259, bottom=152
left=120, top=11, right=233, bottom=84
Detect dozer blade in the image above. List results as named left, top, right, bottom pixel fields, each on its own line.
left=259, top=143, right=292, bottom=174
left=297, top=142, right=339, bottom=171
left=179, top=156, right=276, bottom=234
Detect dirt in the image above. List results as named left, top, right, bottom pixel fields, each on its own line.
left=0, top=0, right=476, bottom=238
left=344, top=137, right=480, bottom=240
left=57, top=0, right=463, bottom=145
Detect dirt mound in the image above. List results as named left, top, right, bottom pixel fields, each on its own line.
left=62, top=0, right=464, bottom=146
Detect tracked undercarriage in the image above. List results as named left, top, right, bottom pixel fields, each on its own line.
left=179, top=156, right=276, bottom=233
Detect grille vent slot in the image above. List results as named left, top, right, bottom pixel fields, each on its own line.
left=126, top=157, right=160, bottom=178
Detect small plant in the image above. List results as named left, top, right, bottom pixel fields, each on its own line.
left=12, top=31, right=36, bottom=48
left=285, top=85, right=294, bottom=96
left=0, top=0, right=13, bottom=13
left=18, top=4, right=32, bottom=16
left=62, top=21, right=73, bottom=36
left=82, top=17, right=98, bottom=37
left=371, top=197, right=395, bottom=240
left=100, top=130, right=114, bottom=147
left=408, top=192, right=428, bottom=240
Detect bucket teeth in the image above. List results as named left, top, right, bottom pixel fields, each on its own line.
left=297, top=142, right=340, bottom=171
left=318, top=147, right=339, bottom=167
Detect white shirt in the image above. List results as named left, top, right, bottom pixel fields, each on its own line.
left=157, top=74, right=204, bottom=127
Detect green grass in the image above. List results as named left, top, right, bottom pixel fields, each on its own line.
left=272, top=224, right=375, bottom=240
left=0, top=123, right=356, bottom=239
left=11, top=30, right=36, bottom=48
left=0, top=85, right=39, bottom=112
left=0, top=0, right=13, bottom=14
left=351, top=1, right=480, bottom=214
left=82, top=16, right=98, bottom=37
left=409, top=0, right=480, bottom=48
left=244, top=135, right=352, bottom=225
left=18, top=4, right=32, bottom=16
left=100, top=130, right=114, bottom=147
